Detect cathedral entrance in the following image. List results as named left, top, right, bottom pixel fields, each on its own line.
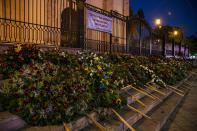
left=61, top=0, right=85, bottom=48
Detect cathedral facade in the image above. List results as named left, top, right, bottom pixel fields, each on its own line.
left=0, top=0, right=129, bottom=52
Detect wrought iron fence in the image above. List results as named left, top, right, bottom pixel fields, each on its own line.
left=127, top=16, right=152, bottom=55
left=0, top=0, right=127, bottom=54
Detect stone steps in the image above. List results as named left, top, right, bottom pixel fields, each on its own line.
left=133, top=86, right=189, bottom=131
left=0, top=75, right=192, bottom=131
left=0, top=111, right=27, bottom=131
left=79, top=81, right=191, bottom=131
left=79, top=88, right=172, bottom=131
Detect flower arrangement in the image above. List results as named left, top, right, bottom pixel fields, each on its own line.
left=0, top=47, right=192, bottom=126
left=0, top=44, right=42, bottom=78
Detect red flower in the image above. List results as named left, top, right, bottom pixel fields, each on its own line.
left=30, top=64, right=33, bottom=68
left=31, top=86, right=36, bottom=90
left=24, top=99, right=29, bottom=104
left=112, top=101, right=115, bottom=106
left=11, top=63, right=15, bottom=68
left=32, top=52, right=35, bottom=55
left=43, top=105, right=47, bottom=109
left=17, top=108, right=21, bottom=112
left=64, top=105, right=68, bottom=109
left=80, top=90, right=85, bottom=94
left=0, top=59, right=2, bottom=63
left=77, top=96, right=81, bottom=100
left=28, top=45, right=31, bottom=50
left=37, top=72, right=41, bottom=77
left=3, top=63, right=7, bottom=67
left=24, top=91, right=28, bottom=96
left=33, top=55, right=38, bottom=59
left=52, top=96, right=56, bottom=101
left=22, top=45, right=26, bottom=48
left=18, top=58, right=22, bottom=62
left=40, top=92, right=44, bottom=97
left=20, top=50, right=24, bottom=54
left=33, top=116, right=37, bottom=121
left=99, top=72, right=103, bottom=76
left=16, top=52, right=19, bottom=55
left=60, top=90, right=65, bottom=96
left=49, top=69, right=53, bottom=73
left=84, top=96, right=87, bottom=101
left=75, top=89, right=79, bottom=93
left=98, top=88, right=102, bottom=92
left=53, top=107, right=57, bottom=112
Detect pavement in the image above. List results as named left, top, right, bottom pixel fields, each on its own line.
left=165, top=73, right=197, bottom=131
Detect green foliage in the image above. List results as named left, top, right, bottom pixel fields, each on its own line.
left=185, top=32, right=197, bottom=54
left=0, top=48, right=193, bottom=126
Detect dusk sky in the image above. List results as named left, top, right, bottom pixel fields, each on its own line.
left=130, top=0, right=197, bottom=37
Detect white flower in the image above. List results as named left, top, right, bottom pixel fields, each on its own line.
left=62, top=52, right=65, bottom=57
left=90, top=73, right=93, bottom=77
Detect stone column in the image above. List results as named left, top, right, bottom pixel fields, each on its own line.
left=162, top=35, right=166, bottom=56
left=77, top=0, right=85, bottom=49
left=126, top=16, right=130, bottom=53
left=172, top=39, right=175, bottom=56
left=139, top=21, right=142, bottom=55
left=149, top=32, right=152, bottom=55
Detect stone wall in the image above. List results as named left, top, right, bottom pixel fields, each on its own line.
left=0, top=44, right=81, bottom=55
left=0, top=0, right=129, bottom=48
left=86, top=0, right=129, bottom=16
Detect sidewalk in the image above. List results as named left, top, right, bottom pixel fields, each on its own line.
left=166, top=74, right=197, bottom=131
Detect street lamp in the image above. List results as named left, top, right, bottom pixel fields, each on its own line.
left=174, top=30, right=178, bottom=36
left=154, top=18, right=166, bottom=56
left=172, top=30, right=178, bottom=57
left=155, top=18, right=161, bottom=26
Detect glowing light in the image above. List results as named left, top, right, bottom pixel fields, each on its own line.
left=174, top=30, right=178, bottom=36
left=155, top=19, right=161, bottom=26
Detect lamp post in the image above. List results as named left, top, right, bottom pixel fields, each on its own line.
left=154, top=18, right=166, bottom=56
left=174, top=30, right=178, bottom=36
left=155, top=19, right=161, bottom=26
left=172, top=30, right=178, bottom=57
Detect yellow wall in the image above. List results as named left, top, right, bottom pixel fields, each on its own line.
left=0, top=0, right=129, bottom=48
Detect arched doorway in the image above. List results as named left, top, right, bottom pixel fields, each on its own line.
left=61, top=8, right=80, bottom=48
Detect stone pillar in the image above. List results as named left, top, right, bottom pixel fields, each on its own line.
left=126, top=16, right=130, bottom=53
left=149, top=32, right=152, bottom=55
left=162, top=35, right=166, bottom=56
left=77, top=0, right=85, bottom=49
left=139, top=22, right=142, bottom=55
left=179, top=42, right=181, bottom=56
left=172, top=39, right=175, bottom=56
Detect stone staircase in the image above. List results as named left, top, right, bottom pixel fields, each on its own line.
left=0, top=74, right=195, bottom=131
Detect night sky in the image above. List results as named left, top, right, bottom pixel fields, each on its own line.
left=130, top=0, right=197, bottom=36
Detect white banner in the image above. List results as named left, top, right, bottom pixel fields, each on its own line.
left=87, top=10, right=112, bottom=34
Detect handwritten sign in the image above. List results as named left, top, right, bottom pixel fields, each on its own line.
left=87, top=10, right=112, bottom=34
